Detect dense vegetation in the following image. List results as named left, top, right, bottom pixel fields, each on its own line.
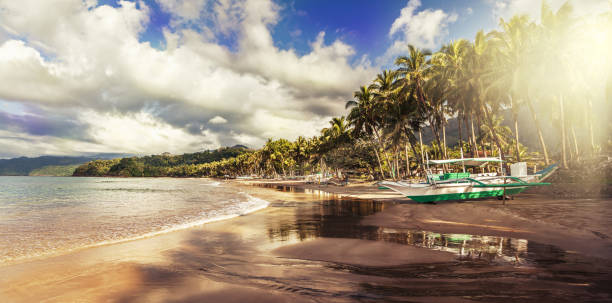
left=75, top=2, right=611, bottom=180
left=73, top=147, right=250, bottom=177
left=29, top=165, right=82, bottom=176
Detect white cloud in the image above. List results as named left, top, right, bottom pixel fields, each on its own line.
left=208, top=115, right=228, bottom=124
left=0, top=129, right=109, bottom=158
left=381, top=0, right=457, bottom=64
left=157, top=0, right=208, bottom=22
left=0, top=0, right=376, bottom=156
left=80, top=111, right=219, bottom=154
left=466, top=7, right=473, bottom=15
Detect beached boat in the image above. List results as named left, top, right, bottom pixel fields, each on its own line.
left=379, top=158, right=557, bottom=203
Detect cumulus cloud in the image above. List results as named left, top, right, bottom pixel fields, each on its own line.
left=208, top=115, right=228, bottom=124
left=381, top=0, right=457, bottom=64
left=0, top=0, right=376, bottom=157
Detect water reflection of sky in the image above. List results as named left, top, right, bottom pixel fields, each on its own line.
left=262, top=184, right=542, bottom=265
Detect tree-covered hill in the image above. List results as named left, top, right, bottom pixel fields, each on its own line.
left=0, top=156, right=93, bottom=176
left=73, top=146, right=250, bottom=177
left=0, top=154, right=130, bottom=176
left=29, top=165, right=83, bottom=176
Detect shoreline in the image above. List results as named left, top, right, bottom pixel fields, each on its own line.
left=1, top=178, right=611, bottom=302
left=237, top=178, right=612, bottom=260
left=0, top=181, right=270, bottom=268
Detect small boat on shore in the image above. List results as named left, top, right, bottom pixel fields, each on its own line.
left=379, top=158, right=557, bottom=203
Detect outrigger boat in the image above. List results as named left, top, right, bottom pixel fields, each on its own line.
left=379, top=158, right=557, bottom=203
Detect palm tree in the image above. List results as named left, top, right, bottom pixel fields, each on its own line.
left=382, top=86, right=427, bottom=177
left=537, top=0, right=574, bottom=168
left=370, top=70, right=401, bottom=178
left=436, top=39, right=471, bottom=155
left=479, top=114, right=513, bottom=153
left=488, top=15, right=535, bottom=162
left=463, top=30, right=508, bottom=163
left=395, top=45, right=435, bottom=167
left=395, top=45, right=432, bottom=110
left=292, top=136, right=310, bottom=175
left=346, top=86, right=386, bottom=178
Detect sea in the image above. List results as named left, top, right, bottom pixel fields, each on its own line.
left=0, top=176, right=269, bottom=265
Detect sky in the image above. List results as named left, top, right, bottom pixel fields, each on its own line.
left=0, top=0, right=609, bottom=158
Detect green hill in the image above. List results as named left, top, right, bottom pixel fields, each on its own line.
left=73, top=146, right=250, bottom=177
left=29, top=164, right=82, bottom=176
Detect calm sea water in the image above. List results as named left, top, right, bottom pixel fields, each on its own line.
left=0, top=176, right=268, bottom=265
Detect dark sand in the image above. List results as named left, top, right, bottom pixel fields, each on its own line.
left=1, top=180, right=611, bottom=302
left=274, top=238, right=456, bottom=266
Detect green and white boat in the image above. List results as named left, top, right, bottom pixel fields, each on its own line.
left=379, top=158, right=556, bottom=203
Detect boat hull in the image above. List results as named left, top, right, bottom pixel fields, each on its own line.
left=380, top=182, right=528, bottom=203
left=406, top=187, right=526, bottom=203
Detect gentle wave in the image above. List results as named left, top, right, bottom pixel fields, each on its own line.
left=0, top=193, right=269, bottom=266
left=84, top=193, right=269, bottom=248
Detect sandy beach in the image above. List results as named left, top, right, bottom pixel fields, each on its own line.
left=1, top=179, right=611, bottom=302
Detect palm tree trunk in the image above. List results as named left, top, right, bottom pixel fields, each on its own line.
left=428, top=120, right=442, bottom=158
left=458, top=113, right=463, bottom=153
left=571, top=126, right=579, bottom=162
left=513, top=116, right=520, bottom=162
left=371, top=142, right=385, bottom=179
left=442, top=122, right=447, bottom=159
left=405, top=143, right=410, bottom=177
left=509, top=95, right=521, bottom=162
left=408, top=140, right=422, bottom=175
left=587, top=99, right=595, bottom=154
left=526, top=97, right=550, bottom=165
left=395, top=148, right=400, bottom=180
left=476, top=114, right=486, bottom=158
left=559, top=95, right=568, bottom=168
left=374, top=131, right=392, bottom=178
left=480, top=104, right=505, bottom=163
left=419, top=130, right=425, bottom=164
left=470, top=117, right=478, bottom=157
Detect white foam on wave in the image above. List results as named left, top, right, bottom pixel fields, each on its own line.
left=90, top=193, right=269, bottom=246
left=203, top=181, right=221, bottom=187
left=0, top=193, right=270, bottom=266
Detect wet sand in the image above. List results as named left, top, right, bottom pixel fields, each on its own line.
left=1, top=180, right=611, bottom=302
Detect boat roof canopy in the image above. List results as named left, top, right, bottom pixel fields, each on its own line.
left=427, top=157, right=502, bottom=166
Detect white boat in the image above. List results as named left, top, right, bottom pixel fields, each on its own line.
left=378, top=158, right=556, bottom=203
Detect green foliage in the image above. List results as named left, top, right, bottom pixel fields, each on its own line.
left=73, top=147, right=250, bottom=177
left=29, top=164, right=82, bottom=176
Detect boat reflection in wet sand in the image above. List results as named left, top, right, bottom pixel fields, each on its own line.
left=379, top=158, right=557, bottom=203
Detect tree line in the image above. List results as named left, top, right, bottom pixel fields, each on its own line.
left=75, top=2, right=611, bottom=179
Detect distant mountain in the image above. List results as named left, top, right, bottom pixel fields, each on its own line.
left=0, top=154, right=131, bottom=176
